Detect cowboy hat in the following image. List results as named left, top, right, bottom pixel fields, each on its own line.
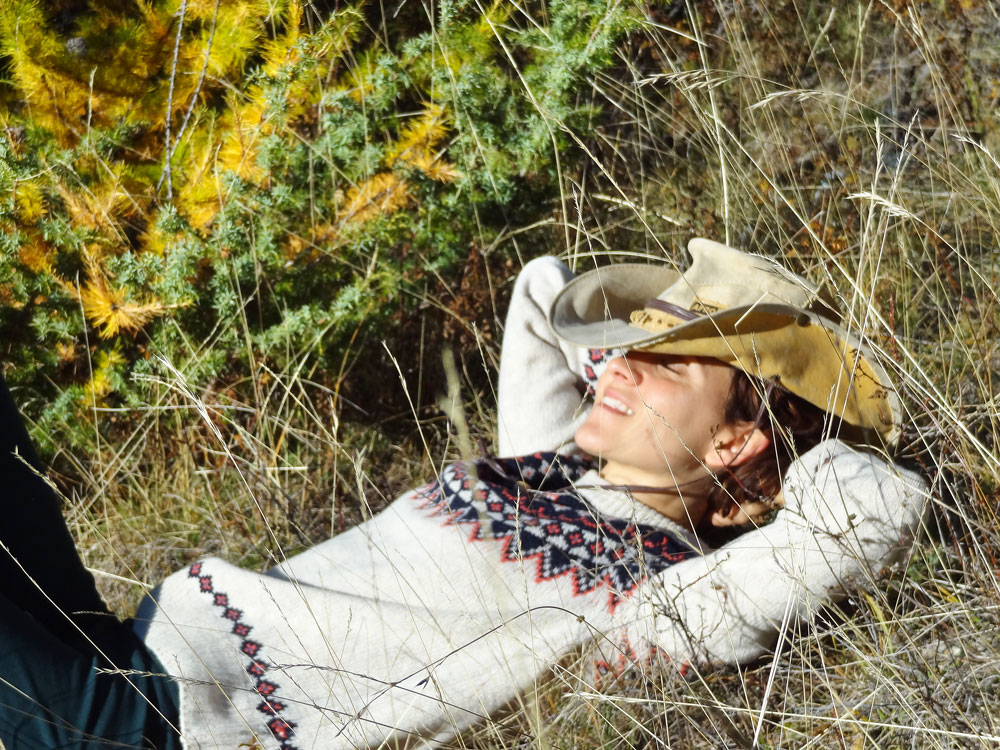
left=548, top=238, right=900, bottom=445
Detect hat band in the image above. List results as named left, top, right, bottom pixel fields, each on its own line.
left=645, top=298, right=699, bottom=321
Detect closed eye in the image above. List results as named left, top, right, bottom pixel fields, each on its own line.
left=656, top=361, right=687, bottom=376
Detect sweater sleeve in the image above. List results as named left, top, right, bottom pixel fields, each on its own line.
left=607, top=439, right=928, bottom=665
left=495, top=256, right=593, bottom=456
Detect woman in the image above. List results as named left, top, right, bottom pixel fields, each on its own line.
left=0, top=239, right=925, bottom=749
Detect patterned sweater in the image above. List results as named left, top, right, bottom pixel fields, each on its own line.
left=135, top=257, right=928, bottom=749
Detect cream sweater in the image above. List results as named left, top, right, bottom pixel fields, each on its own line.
left=135, top=256, right=928, bottom=750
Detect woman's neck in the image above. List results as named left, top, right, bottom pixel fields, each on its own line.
left=598, top=462, right=710, bottom=531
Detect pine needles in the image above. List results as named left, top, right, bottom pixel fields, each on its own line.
left=0, top=0, right=629, bottom=441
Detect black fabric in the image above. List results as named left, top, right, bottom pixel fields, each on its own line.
left=0, top=376, right=180, bottom=748
left=0, top=594, right=181, bottom=749
left=0, top=376, right=117, bottom=651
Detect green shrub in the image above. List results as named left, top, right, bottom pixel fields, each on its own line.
left=0, top=0, right=636, bottom=451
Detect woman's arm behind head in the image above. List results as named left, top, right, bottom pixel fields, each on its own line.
left=496, top=256, right=592, bottom=457
left=607, top=439, right=928, bottom=666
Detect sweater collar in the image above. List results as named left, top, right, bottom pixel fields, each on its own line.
left=573, top=469, right=707, bottom=553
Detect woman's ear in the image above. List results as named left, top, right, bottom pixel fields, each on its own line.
left=704, top=423, right=770, bottom=470
left=709, top=504, right=749, bottom=527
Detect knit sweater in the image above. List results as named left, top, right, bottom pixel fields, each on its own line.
left=135, top=256, right=928, bottom=750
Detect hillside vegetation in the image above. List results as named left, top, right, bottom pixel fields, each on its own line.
left=1, top=0, right=999, bottom=747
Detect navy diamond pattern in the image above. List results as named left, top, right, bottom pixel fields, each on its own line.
left=416, top=453, right=700, bottom=611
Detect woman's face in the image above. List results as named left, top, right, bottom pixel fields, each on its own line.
left=574, top=352, right=737, bottom=489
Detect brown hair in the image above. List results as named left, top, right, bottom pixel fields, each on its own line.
left=706, top=370, right=834, bottom=520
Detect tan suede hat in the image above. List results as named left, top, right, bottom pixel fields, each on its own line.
left=548, top=238, right=900, bottom=445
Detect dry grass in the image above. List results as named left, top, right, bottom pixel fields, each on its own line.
left=52, top=1, right=1000, bottom=747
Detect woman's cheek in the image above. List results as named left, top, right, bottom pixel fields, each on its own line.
left=574, top=404, right=606, bottom=454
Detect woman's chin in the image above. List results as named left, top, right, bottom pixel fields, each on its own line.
left=573, top=425, right=603, bottom=457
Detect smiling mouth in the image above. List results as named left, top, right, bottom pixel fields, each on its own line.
left=601, top=395, right=634, bottom=415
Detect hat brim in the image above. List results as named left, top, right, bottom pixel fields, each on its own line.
left=548, top=263, right=901, bottom=445
left=547, top=262, right=683, bottom=350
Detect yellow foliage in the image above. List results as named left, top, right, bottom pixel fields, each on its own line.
left=0, top=285, right=20, bottom=309
left=176, top=176, right=224, bottom=231
left=203, top=2, right=266, bottom=75
left=0, top=0, right=294, bottom=148
left=83, top=347, right=124, bottom=402
left=175, top=97, right=266, bottom=229
left=386, top=104, right=459, bottom=182
left=475, top=1, right=513, bottom=37
left=339, top=172, right=412, bottom=225
left=311, top=6, right=364, bottom=79
left=404, top=151, right=459, bottom=183
left=138, top=228, right=166, bottom=256
left=342, top=48, right=383, bottom=103
left=138, top=219, right=178, bottom=256
left=89, top=5, right=175, bottom=95
left=56, top=178, right=137, bottom=236
left=283, top=232, right=306, bottom=261
left=0, top=1, right=151, bottom=142
left=174, top=8, right=364, bottom=229
left=54, top=340, right=76, bottom=364
left=172, top=114, right=226, bottom=229
left=183, top=0, right=226, bottom=19
left=330, top=104, right=458, bottom=230
left=0, top=0, right=397, bottom=236
left=2, top=55, right=86, bottom=144
left=256, top=7, right=364, bottom=130
left=14, top=180, right=46, bottom=222
left=18, top=232, right=54, bottom=273
left=262, top=0, right=303, bottom=73
left=78, top=263, right=177, bottom=339
left=218, top=100, right=268, bottom=180
left=386, top=105, right=448, bottom=165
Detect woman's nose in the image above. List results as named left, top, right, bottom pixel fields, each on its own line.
left=608, top=355, right=642, bottom=385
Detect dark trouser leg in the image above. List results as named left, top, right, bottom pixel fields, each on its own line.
left=0, top=594, right=180, bottom=749
left=0, top=376, right=119, bottom=651
left=0, top=377, right=180, bottom=747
